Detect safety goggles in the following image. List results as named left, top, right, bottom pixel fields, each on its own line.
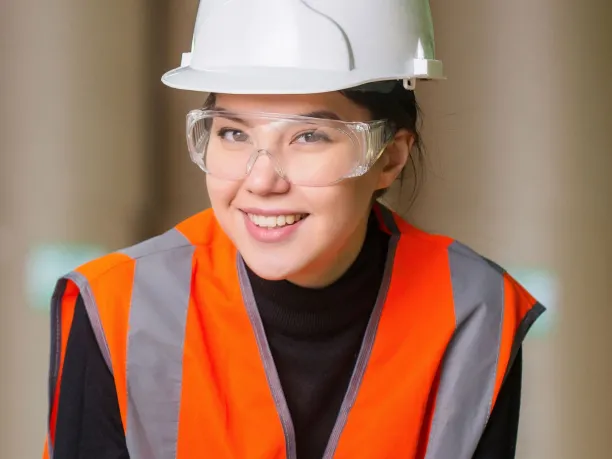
left=186, top=109, right=396, bottom=187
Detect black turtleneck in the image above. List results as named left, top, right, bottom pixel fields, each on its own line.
left=52, top=214, right=523, bottom=459
left=246, top=214, right=389, bottom=459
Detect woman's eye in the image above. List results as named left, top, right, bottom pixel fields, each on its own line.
left=217, top=128, right=249, bottom=142
left=294, top=131, right=330, bottom=144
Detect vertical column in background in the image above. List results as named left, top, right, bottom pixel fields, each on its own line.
left=160, top=0, right=211, bottom=230
left=553, top=1, right=612, bottom=457
left=0, top=1, right=148, bottom=457
left=409, top=0, right=612, bottom=457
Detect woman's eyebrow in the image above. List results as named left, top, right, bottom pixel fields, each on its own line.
left=299, top=110, right=342, bottom=121
left=214, top=107, right=343, bottom=122
left=211, top=107, right=250, bottom=125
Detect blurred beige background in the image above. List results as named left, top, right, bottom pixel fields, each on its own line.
left=1, top=0, right=611, bottom=457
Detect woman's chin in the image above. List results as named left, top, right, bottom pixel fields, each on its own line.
left=241, top=256, right=301, bottom=282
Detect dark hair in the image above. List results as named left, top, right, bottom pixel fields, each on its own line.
left=341, top=82, right=425, bottom=207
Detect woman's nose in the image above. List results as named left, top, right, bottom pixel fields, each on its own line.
left=243, top=150, right=290, bottom=195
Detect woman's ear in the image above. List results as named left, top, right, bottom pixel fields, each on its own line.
left=376, top=129, right=414, bottom=190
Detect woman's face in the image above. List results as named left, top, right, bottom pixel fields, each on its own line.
left=206, top=92, right=409, bottom=287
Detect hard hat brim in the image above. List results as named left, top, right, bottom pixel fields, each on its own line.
left=161, top=63, right=443, bottom=95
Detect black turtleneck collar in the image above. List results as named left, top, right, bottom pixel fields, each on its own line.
left=245, top=212, right=390, bottom=338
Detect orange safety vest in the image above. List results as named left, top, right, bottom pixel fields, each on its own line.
left=43, top=204, right=544, bottom=459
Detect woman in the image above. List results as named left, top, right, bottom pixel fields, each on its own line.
left=43, top=1, right=544, bottom=458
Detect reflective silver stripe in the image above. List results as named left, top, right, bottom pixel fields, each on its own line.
left=322, top=207, right=400, bottom=459
left=237, top=256, right=298, bottom=459
left=121, top=228, right=195, bottom=459
left=424, top=241, right=505, bottom=459
left=48, top=280, right=65, bottom=416
left=64, top=271, right=113, bottom=373
left=502, top=301, right=545, bottom=384
left=48, top=274, right=111, bottom=458
left=119, top=228, right=192, bottom=259
left=47, top=278, right=68, bottom=459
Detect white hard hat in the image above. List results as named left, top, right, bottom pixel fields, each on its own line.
left=161, top=0, right=444, bottom=94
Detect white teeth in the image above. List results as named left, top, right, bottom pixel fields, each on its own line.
left=248, top=213, right=307, bottom=228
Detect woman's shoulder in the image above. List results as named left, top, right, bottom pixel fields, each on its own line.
left=394, top=216, right=541, bottom=309
left=70, top=208, right=227, bottom=285
left=50, top=209, right=229, bottom=362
